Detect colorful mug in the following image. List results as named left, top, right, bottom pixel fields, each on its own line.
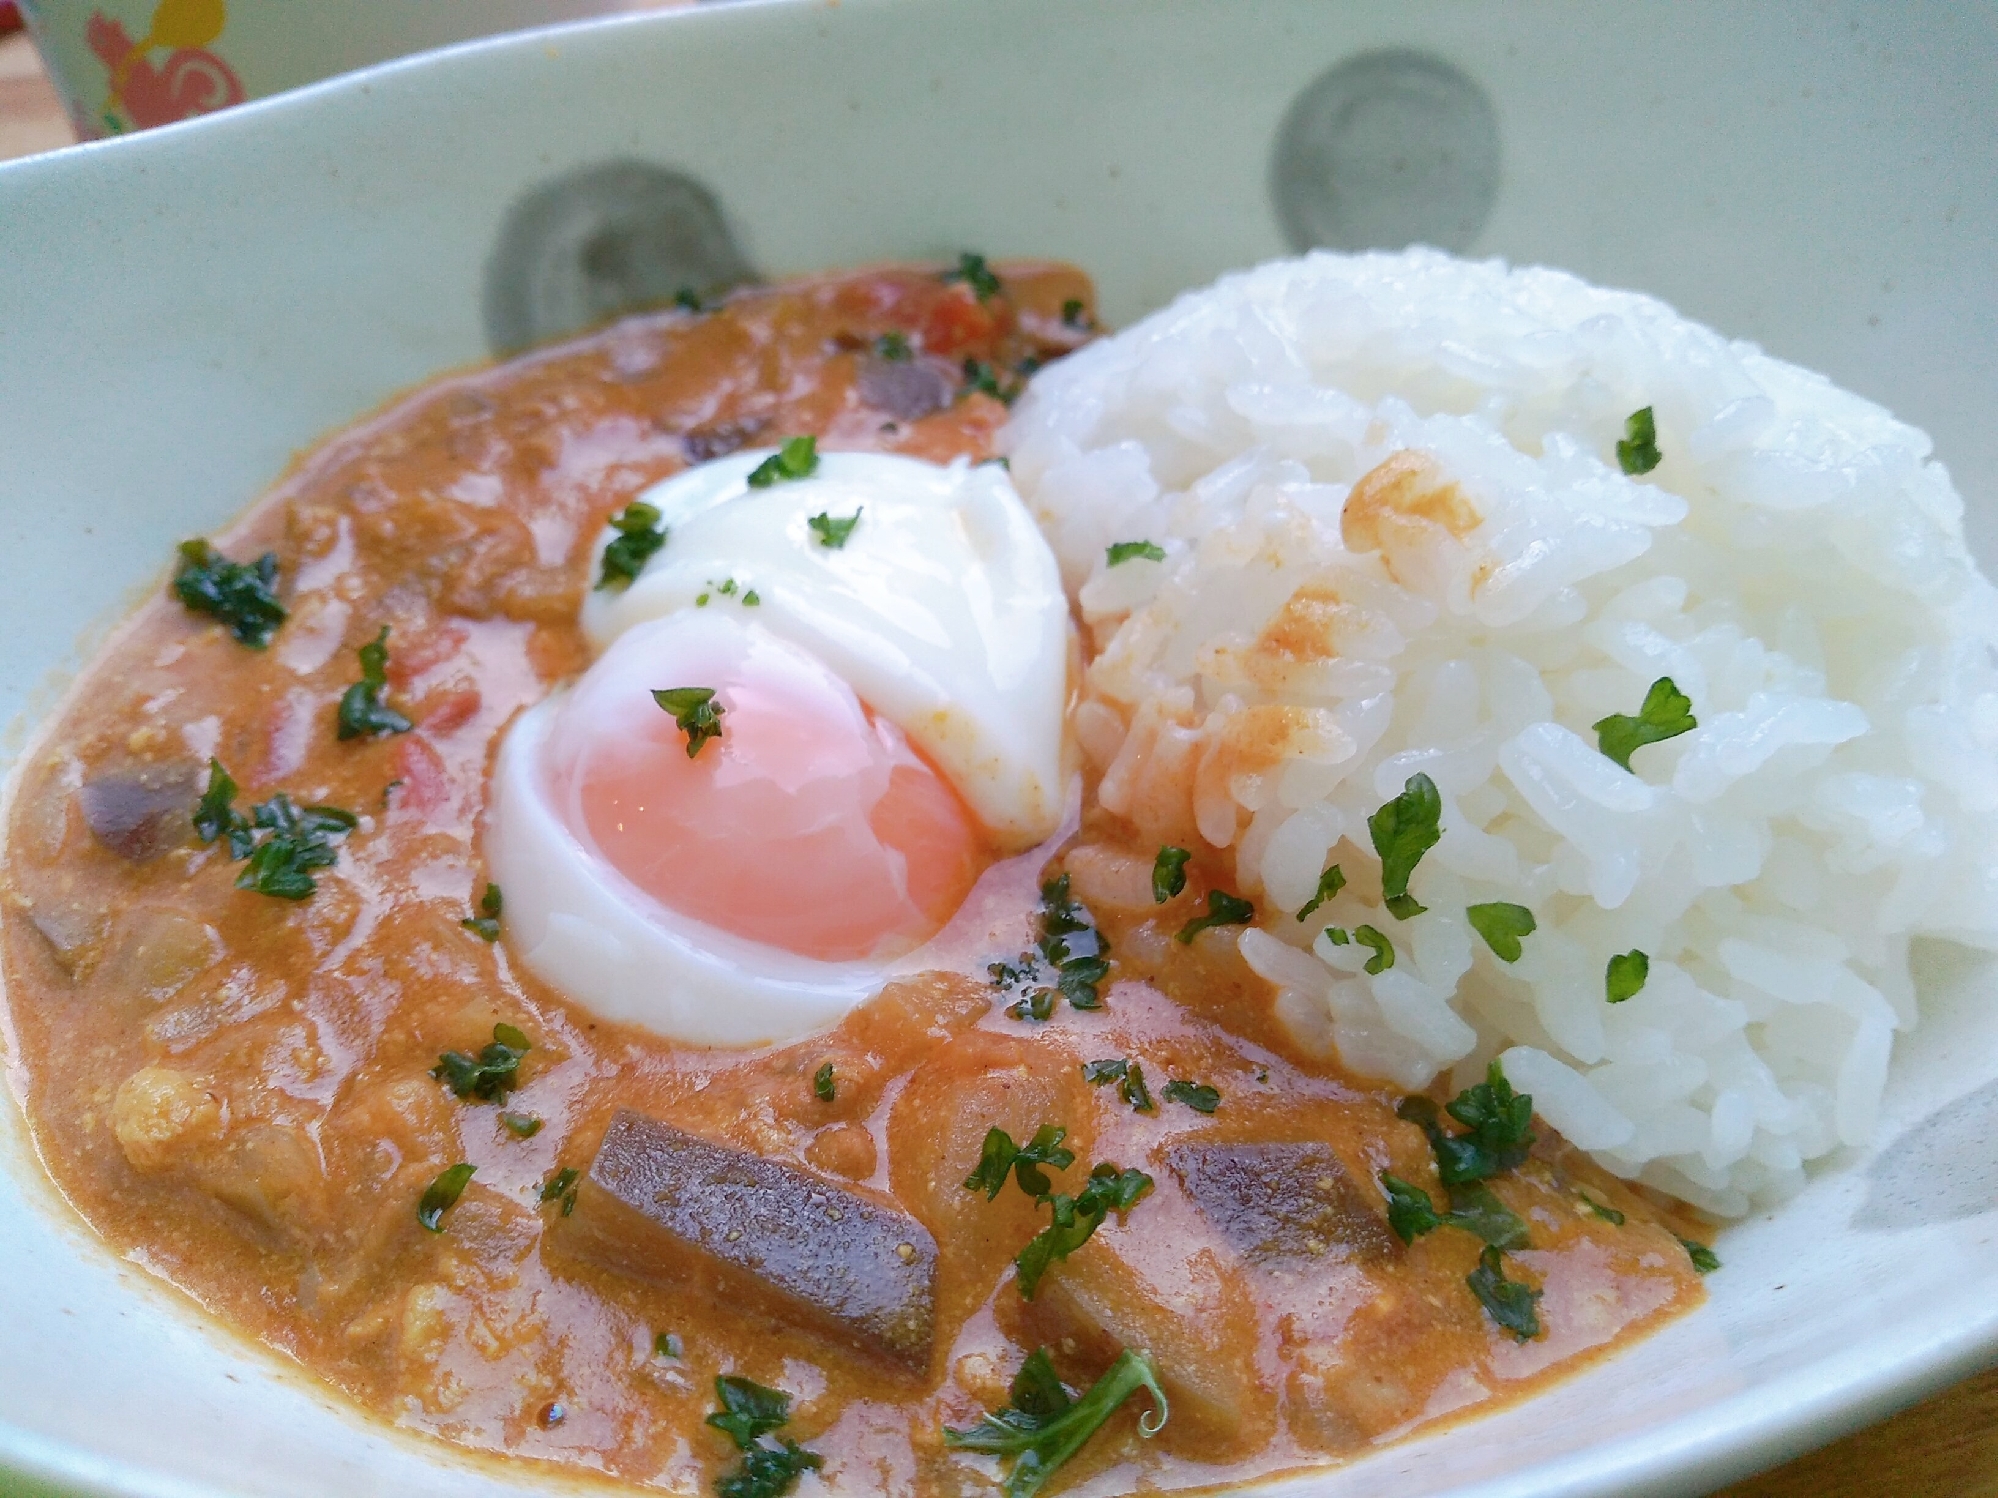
left=20, top=0, right=648, bottom=139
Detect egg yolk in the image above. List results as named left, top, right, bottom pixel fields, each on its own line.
left=551, top=617, right=990, bottom=962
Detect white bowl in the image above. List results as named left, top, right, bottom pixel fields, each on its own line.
left=2, top=3, right=1995, bottom=1495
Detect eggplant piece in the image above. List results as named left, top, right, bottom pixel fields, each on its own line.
left=1165, top=1141, right=1398, bottom=1266
left=558, top=1109, right=937, bottom=1369
left=78, top=764, right=200, bottom=861
left=855, top=356, right=954, bottom=423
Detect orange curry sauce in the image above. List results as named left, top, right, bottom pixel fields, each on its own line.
left=0, top=264, right=1704, bottom=1495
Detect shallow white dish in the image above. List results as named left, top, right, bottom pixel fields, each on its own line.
left=1, top=3, right=1995, bottom=1495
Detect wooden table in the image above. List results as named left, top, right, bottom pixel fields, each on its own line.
left=1, top=23, right=1994, bottom=1498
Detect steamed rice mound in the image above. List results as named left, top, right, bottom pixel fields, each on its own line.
left=1006, top=248, right=1998, bottom=1216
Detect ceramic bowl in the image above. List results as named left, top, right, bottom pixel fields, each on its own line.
left=2, top=3, right=1995, bottom=1496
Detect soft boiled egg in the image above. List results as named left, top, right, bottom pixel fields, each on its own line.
left=489, top=449, right=1072, bottom=1045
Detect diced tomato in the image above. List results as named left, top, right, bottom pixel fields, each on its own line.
left=416, top=683, right=482, bottom=736
left=390, top=735, right=452, bottom=820
left=920, top=288, right=1000, bottom=358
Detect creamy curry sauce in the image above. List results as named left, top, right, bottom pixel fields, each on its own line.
left=0, top=264, right=1706, bottom=1496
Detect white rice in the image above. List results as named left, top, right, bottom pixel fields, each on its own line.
left=1003, top=249, right=1998, bottom=1216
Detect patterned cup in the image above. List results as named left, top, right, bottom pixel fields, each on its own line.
left=20, top=0, right=646, bottom=139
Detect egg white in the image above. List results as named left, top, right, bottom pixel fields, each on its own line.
left=582, top=450, right=1070, bottom=850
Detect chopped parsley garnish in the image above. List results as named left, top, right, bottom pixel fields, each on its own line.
left=743, top=589, right=760, bottom=606
left=1036, top=874, right=1110, bottom=1010
left=171, top=539, right=286, bottom=647
left=500, top=1111, right=542, bottom=1139
left=1162, top=1079, right=1221, bottom=1114
left=463, top=881, right=503, bottom=941
left=706, top=1375, right=824, bottom=1498
left=1151, top=846, right=1190, bottom=903
left=597, top=500, right=668, bottom=591
left=540, top=1166, right=580, bottom=1215
left=876, top=330, right=912, bottom=361
left=1379, top=1174, right=1528, bottom=1251
left=806, top=508, right=863, bottom=549
left=964, top=1124, right=1077, bottom=1201
left=1369, top=772, right=1442, bottom=919
left=1175, top=889, right=1254, bottom=944
left=1467, top=901, right=1537, bottom=962
left=1579, top=1192, right=1626, bottom=1226
left=944, top=1346, right=1167, bottom=1498
left=746, top=435, right=820, bottom=488
left=1606, top=949, right=1650, bottom=1004
left=1398, top=1060, right=1536, bottom=1187
left=1680, top=1236, right=1721, bottom=1273
left=337, top=626, right=413, bottom=740
left=193, top=759, right=255, bottom=857
left=1014, top=1163, right=1154, bottom=1299
left=1353, top=923, right=1394, bottom=974
left=234, top=795, right=358, bottom=900
left=674, top=287, right=704, bottom=313
left=1060, top=298, right=1093, bottom=331
left=943, top=252, right=1003, bottom=302
left=653, top=686, right=726, bottom=757
left=1593, top=676, right=1696, bottom=772
left=1468, top=1244, right=1543, bottom=1340
left=656, top=1332, right=684, bottom=1359
left=1009, top=986, right=1057, bottom=1022
left=1106, top=540, right=1166, bottom=566
left=1616, top=406, right=1662, bottom=475
left=813, top=1062, right=835, bottom=1103
left=961, top=358, right=1020, bottom=405
left=432, top=1022, right=532, bottom=1103
left=1082, top=1058, right=1156, bottom=1113
left=1295, top=864, right=1347, bottom=922
left=417, top=1163, right=475, bottom=1232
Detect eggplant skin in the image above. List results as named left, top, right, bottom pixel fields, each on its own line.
left=557, top=1108, right=938, bottom=1368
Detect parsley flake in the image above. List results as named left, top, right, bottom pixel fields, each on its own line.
left=1369, top=772, right=1442, bottom=919
left=1151, top=846, right=1190, bottom=903
left=336, top=626, right=413, bottom=740
left=417, top=1163, right=475, bottom=1232
left=943, top=252, right=1003, bottom=302
left=1579, top=1192, right=1626, bottom=1226
left=746, top=435, right=820, bottom=488
left=653, top=685, right=726, bottom=757
left=234, top=795, right=357, bottom=900
left=813, top=1062, right=835, bottom=1103
left=1162, top=1079, right=1220, bottom=1114
left=500, top=1111, right=542, bottom=1139
left=1013, top=1163, right=1154, bottom=1299
left=656, top=1332, right=684, bottom=1359
left=597, top=500, right=668, bottom=591
left=674, top=288, right=705, bottom=313
left=876, top=330, right=912, bottom=362
left=964, top=1124, right=1077, bottom=1202
left=1060, top=298, right=1093, bottom=331
left=1467, top=902, right=1537, bottom=962
left=961, top=358, right=1020, bottom=406
left=1106, top=540, right=1166, bottom=566
left=707, top=1376, right=824, bottom=1498
left=944, top=1346, right=1167, bottom=1498
left=193, top=759, right=255, bottom=857
left=1036, top=874, right=1111, bottom=1009
left=1468, top=1244, right=1543, bottom=1340
left=463, top=881, right=503, bottom=941
left=1593, top=676, right=1697, bottom=772
left=432, top=1022, right=531, bottom=1103
left=1616, top=406, right=1662, bottom=475
left=1295, top=864, right=1347, bottom=923
left=1606, top=949, right=1650, bottom=1004
left=807, top=508, right=862, bottom=549
left=1175, top=889, right=1254, bottom=944
left=1353, top=923, right=1395, bottom=974
left=1398, top=1060, right=1537, bottom=1186
left=541, top=1166, right=580, bottom=1215
left=1082, top=1058, right=1155, bottom=1113
left=1379, top=1174, right=1529, bottom=1251
left=171, top=540, right=286, bottom=647
left=1680, top=1236, right=1721, bottom=1273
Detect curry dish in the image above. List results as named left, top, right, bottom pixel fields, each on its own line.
left=0, top=263, right=1707, bottom=1495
